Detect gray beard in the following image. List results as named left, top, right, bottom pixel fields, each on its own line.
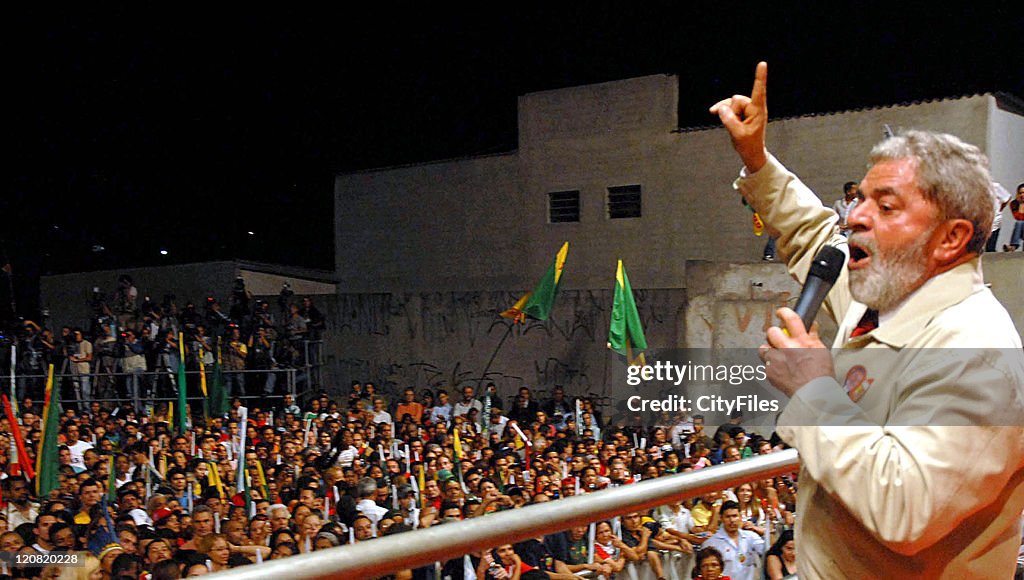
left=848, top=232, right=932, bottom=312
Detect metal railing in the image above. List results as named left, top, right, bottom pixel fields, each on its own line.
left=209, top=448, right=801, bottom=580
left=7, top=367, right=298, bottom=408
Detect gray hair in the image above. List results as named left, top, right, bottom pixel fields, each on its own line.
left=869, top=130, right=994, bottom=254
left=356, top=477, right=378, bottom=500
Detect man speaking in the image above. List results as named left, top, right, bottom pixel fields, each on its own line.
left=710, top=62, right=1024, bottom=577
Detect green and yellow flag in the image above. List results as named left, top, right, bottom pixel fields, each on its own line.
left=609, top=260, right=647, bottom=367
left=501, top=242, right=569, bottom=323
left=107, top=455, right=118, bottom=502
left=36, top=365, right=60, bottom=498
left=208, top=460, right=226, bottom=499
left=199, top=345, right=209, bottom=422
left=177, top=333, right=188, bottom=435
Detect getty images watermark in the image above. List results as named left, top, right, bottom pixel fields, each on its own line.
left=624, top=360, right=778, bottom=416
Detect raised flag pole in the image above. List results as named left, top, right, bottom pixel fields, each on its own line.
left=9, top=343, right=17, bottom=417
left=576, top=399, right=584, bottom=436
left=475, top=324, right=514, bottom=392
left=481, top=241, right=570, bottom=390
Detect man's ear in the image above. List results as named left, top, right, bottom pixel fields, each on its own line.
left=932, top=219, right=974, bottom=263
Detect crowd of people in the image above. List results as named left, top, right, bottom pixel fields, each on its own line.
left=4, top=275, right=326, bottom=412
left=0, top=380, right=802, bottom=580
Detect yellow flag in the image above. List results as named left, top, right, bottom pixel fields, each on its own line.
left=453, top=429, right=463, bottom=459
left=418, top=464, right=427, bottom=508
left=199, top=347, right=208, bottom=397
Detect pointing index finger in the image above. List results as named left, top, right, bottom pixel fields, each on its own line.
left=750, top=61, right=768, bottom=109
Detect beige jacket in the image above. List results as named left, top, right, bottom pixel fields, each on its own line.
left=736, top=155, right=1024, bottom=579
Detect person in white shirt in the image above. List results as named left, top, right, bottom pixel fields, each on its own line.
left=429, top=390, right=453, bottom=425
left=64, top=424, right=94, bottom=471
left=371, top=397, right=393, bottom=426
left=669, top=413, right=694, bottom=448
left=831, top=181, right=860, bottom=236
left=655, top=501, right=703, bottom=547
left=354, top=477, right=388, bottom=526
left=485, top=407, right=508, bottom=437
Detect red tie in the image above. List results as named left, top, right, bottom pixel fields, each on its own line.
left=850, top=309, right=878, bottom=338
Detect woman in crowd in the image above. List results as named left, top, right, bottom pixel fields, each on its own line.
left=694, top=547, right=728, bottom=580
left=196, top=533, right=232, bottom=573
left=765, top=529, right=797, bottom=580
left=734, top=482, right=768, bottom=536
left=591, top=520, right=631, bottom=575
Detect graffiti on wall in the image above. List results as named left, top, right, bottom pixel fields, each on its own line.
left=319, top=289, right=682, bottom=399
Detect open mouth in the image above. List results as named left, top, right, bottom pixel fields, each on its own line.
left=848, top=243, right=871, bottom=269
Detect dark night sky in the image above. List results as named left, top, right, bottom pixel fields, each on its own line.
left=4, top=4, right=1023, bottom=316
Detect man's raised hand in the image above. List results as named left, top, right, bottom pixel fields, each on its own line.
left=709, top=61, right=769, bottom=173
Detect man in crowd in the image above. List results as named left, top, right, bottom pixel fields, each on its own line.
left=394, top=387, right=425, bottom=423
left=74, top=478, right=103, bottom=524
left=701, top=501, right=765, bottom=580
left=1, top=477, right=39, bottom=529
left=31, top=513, right=58, bottom=554
left=452, top=386, right=482, bottom=418
left=68, top=327, right=93, bottom=404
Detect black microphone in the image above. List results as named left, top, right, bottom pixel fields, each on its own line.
left=793, top=245, right=846, bottom=330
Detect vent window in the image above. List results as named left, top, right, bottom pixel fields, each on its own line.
left=548, top=190, right=581, bottom=223
left=607, top=185, right=641, bottom=219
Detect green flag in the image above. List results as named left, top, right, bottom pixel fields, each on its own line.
left=177, top=333, right=188, bottom=435
left=501, top=242, right=569, bottom=323
left=107, top=455, right=118, bottom=502
left=609, top=260, right=647, bottom=366
left=209, top=340, right=229, bottom=418
left=36, top=365, right=60, bottom=498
